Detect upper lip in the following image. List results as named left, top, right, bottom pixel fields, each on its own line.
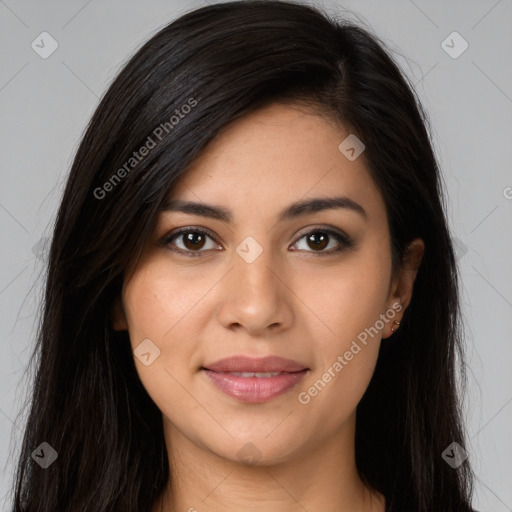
left=202, top=355, right=308, bottom=373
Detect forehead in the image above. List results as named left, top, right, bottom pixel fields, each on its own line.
left=167, top=102, right=385, bottom=224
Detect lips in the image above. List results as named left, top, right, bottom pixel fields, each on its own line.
left=202, top=355, right=307, bottom=373
left=201, top=356, right=309, bottom=403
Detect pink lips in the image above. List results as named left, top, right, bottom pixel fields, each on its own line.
left=201, top=356, right=309, bottom=403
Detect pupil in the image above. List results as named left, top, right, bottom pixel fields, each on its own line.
left=184, top=232, right=205, bottom=250
left=308, top=232, right=328, bottom=250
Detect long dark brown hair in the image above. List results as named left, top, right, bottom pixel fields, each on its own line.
left=11, top=1, right=474, bottom=510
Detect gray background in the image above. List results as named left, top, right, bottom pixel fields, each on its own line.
left=1, top=0, right=511, bottom=510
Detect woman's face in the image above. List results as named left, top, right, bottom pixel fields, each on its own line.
left=114, top=102, right=421, bottom=466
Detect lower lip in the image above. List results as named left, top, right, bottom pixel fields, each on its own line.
left=202, top=369, right=308, bottom=403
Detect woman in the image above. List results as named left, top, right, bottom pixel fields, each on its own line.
left=11, top=1, right=476, bottom=510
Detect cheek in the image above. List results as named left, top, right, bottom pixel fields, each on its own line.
left=122, top=260, right=206, bottom=341
left=121, top=263, right=200, bottom=386
left=296, top=243, right=390, bottom=415
left=121, top=265, right=204, bottom=429
left=302, top=245, right=391, bottom=345
left=299, top=296, right=384, bottom=435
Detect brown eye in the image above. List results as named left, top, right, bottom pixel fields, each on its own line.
left=181, top=231, right=207, bottom=250
left=291, top=228, right=354, bottom=254
left=162, top=228, right=221, bottom=257
left=305, top=232, right=329, bottom=251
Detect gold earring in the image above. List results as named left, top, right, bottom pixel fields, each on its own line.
left=390, top=320, right=400, bottom=333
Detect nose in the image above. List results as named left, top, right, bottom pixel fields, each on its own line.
left=215, top=246, right=294, bottom=336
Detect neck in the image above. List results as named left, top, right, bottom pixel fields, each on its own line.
left=155, top=413, right=385, bottom=512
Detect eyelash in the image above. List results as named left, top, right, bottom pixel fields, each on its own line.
left=159, top=226, right=354, bottom=258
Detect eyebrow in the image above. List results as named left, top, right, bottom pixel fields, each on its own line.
left=161, top=196, right=367, bottom=223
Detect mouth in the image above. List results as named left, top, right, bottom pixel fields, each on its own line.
left=201, top=355, right=309, bottom=403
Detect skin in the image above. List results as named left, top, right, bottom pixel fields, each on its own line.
left=113, top=102, right=424, bottom=512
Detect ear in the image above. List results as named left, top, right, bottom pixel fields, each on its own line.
left=111, top=296, right=128, bottom=331
left=383, top=238, right=425, bottom=338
